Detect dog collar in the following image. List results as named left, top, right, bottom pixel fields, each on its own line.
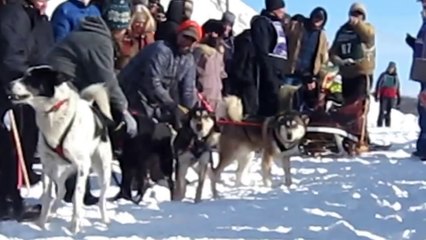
left=46, top=99, right=69, bottom=113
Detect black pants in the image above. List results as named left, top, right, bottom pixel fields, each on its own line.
left=342, top=75, right=369, bottom=104
left=0, top=105, right=37, bottom=212
left=377, top=97, right=396, bottom=127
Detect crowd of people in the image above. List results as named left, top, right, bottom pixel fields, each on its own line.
left=0, top=0, right=423, bottom=224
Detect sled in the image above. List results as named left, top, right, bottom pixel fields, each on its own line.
left=299, top=99, right=391, bottom=157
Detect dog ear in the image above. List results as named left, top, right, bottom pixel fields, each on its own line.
left=27, top=65, right=67, bottom=86
left=301, top=114, right=310, bottom=125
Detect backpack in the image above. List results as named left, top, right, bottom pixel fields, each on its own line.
left=230, top=29, right=256, bottom=86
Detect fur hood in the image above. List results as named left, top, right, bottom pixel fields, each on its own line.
left=195, top=42, right=224, bottom=57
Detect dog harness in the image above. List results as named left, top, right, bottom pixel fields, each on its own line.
left=42, top=99, right=75, bottom=164
left=41, top=99, right=106, bottom=164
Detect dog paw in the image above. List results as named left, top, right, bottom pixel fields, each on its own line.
left=102, top=216, right=110, bottom=225
left=263, top=179, right=273, bottom=188
left=284, top=178, right=292, bottom=187
left=35, top=219, right=48, bottom=230
left=70, top=221, right=81, bottom=234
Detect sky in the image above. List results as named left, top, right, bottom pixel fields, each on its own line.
left=243, top=0, right=422, bottom=97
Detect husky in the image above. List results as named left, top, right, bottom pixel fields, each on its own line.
left=211, top=96, right=309, bottom=197
left=173, top=103, right=220, bottom=203
left=7, top=65, right=113, bottom=233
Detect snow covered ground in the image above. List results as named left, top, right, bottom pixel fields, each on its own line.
left=4, top=1, right=425, bottom=239
left=0, top=99, right=424, bottom=240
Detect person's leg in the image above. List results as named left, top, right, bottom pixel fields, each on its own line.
left=416, top=82, right=426, bottom=158
left=0, top=116, right=40, bottom=222
left=385, top=97, right=395, bottom=127
left=377, top=98, right=385, bottom=127
left=64, top=174, right=99, bottom=206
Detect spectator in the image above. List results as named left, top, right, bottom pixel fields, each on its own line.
left=375, top=61, right=401, bottom=127
left=0, top=0, right=55, bottom=221
left=406, top=0, right=426, bottom=159
left=193, top=19, right=227, bottom=111
left=51, top=0, right=101, bottom=42
left=220, top=11, right=235, bottom=95
left=155, top=0, right=193, bottom=42
left=117, top=4, right=156, bottom=69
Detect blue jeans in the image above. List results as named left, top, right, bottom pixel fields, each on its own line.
left=417, top=82, right=426, bottom=155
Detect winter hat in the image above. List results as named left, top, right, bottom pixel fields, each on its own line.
left=349, top=2, right=367, bottom=18
left=184, top=0, right=194, bottom=19
left=265, top=0, right=285, bottom=12
left=221, top=11, right=236, bottom=26
left=178, top=20, right=203, bottom=41
left=202, top=19, right=225, bottom=36
left=104, top=0, right=131, bottom=30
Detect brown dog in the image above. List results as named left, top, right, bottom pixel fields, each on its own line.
left=211, top=96, right=309, bottom=198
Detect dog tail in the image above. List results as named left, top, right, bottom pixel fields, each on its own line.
left=81, top=83, right=113, bottom=121
left=221, top=95, right=243, bottom=122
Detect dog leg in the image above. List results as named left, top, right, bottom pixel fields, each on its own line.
left=235, top=151, right=252, bottom=187
left=70, top=164, right=90, bottom=234
left=281, top=156, right=292, bottom=187
left=51, top=168, right=74, bottom=215
left=93, top=145, right=112, bottom=224
left=37, top=172, right=55, bottom=230
left=195, top=153, right=210, bottom=203
left=174, top=153, right=191, bottom=201
left=261, top=151, right=274, bottom=187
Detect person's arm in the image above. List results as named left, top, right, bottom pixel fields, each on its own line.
left=51, top=6, right=71, bottom=42
left=144, top=47, right=175, bottom=105
left=329, top=33, right=345, bottom=66
left=396, top=75, right=401, bottom=105
left=0, top=9, right=31, bottom=83
left=374, top=73, right=384, bottom=100
left=179, top=56, right=196, bottom=109
left=88, top=42, right=128, bottom=112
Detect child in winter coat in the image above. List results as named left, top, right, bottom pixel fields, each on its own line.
left=193, top=19, right=227, bottom=111
left=375, top=61, right=401, bottom=127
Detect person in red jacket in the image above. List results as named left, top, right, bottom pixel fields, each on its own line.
left=374, top=61, right=401, bottom=127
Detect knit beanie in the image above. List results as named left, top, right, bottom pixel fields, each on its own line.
left=221, top=11, right=235, bottom=26
left=202, top=19, right=225, bottom=36
left=265, top=0, right=285, bottom=12
left=104, top=0, right=131, bottom=30
left=349, top=2, right=367, bottom=18
left=178, top=20, right=203, bottom=41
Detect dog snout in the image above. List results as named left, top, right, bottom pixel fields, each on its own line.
left=196, top=122, right=203, bottom=131
left=286, top=132, right=292, bottom=140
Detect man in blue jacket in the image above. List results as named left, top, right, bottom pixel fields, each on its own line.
left=51, top=0, right=100, bottom=42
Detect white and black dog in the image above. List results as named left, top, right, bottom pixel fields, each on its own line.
left=173, top=104, right=220, bottom=203
left=7, top=66, right=113, bottom=233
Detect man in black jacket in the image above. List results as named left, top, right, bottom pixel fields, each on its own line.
left=0, top=0, right=54, bottom=221
left=250, top=0, right=287, bottom=117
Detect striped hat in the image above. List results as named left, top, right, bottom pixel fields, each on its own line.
left=104, top=0, right=131, bottom=30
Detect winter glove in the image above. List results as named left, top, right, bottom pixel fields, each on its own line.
left=122, top=110, right=138, bottom=138
left=406, top=33, right=416, bottom=49
left=1, top=109, right=12, bottom=131
left=396, top=97, right=401, bottom=107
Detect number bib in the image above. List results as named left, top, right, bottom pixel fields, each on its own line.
left=335, top=28, right=364, bottom=60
